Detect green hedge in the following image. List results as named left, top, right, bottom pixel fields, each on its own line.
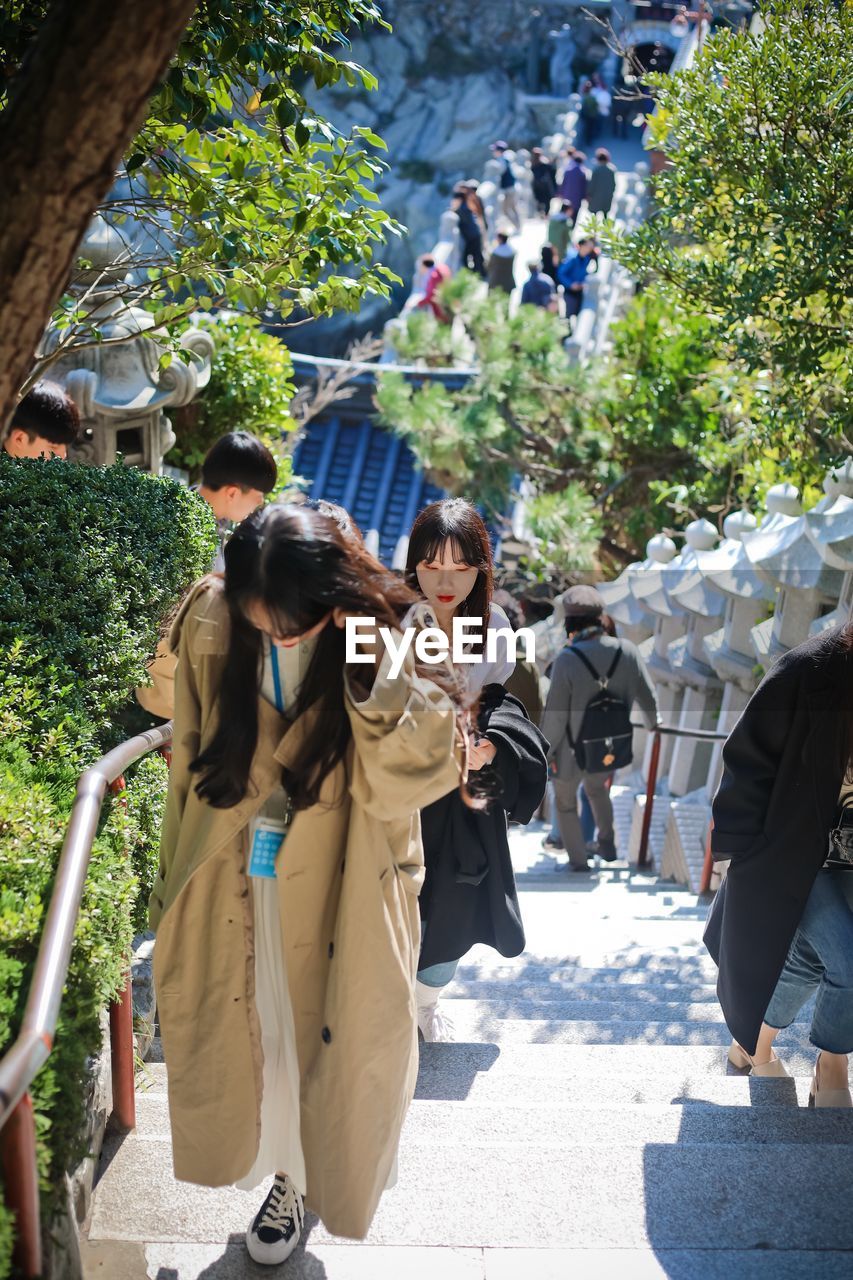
left=0, top=456, right=216, bottom=1276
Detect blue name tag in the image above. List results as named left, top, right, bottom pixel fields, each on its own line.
left=248, top=817, right=287, bottom=878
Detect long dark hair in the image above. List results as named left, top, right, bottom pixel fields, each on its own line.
left=191, top=504, right=422, bottom=809
left=405, top=499, right=494, bottom=658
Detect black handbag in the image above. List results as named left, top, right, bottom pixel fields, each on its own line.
left=826, top=797, right=853, bottom=869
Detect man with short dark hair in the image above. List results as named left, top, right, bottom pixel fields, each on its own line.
left=198, top=430, right=277, bottom=522
left=3, top=380, right=79, bottom=459
left=520, top=261, right=556, bottom=310
left=541, top=585, right=659, bottom=870
left=137, top=430, right=278, bottom=718
left=487, top=230, right=517, bottom=294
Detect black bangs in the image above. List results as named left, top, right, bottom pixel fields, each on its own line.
left=417, top=529, right=489, bottom=569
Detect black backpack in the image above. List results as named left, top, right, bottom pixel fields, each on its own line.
left=567, top=646, right=634, bottom=773
left=499, top=158, right=516, bottom=190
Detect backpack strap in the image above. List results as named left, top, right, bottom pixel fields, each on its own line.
left=568, top=643, right=622, bottom=689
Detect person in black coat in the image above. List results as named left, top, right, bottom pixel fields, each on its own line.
left=704, top=625, right=853, bottom=1104
left=418, top=684, right=549, bottom=975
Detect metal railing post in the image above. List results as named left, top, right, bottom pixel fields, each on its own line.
left=0, top=1093, right=41, bottom=1278
left=699, top=820, right=715, bottom=894
left=637, top=730, right=661, bottom=869
left=109, top=980, right=137, bottom=1131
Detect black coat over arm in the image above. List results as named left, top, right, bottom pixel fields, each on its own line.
left=418, top=685, right=549, bottom=970
left=703, top=627, right=848, bottom=1053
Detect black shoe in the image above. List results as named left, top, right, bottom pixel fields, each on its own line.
left=246, top=1174, right=304, bottom=1265
left=595, top=838, right=618, bottom=863
left=569, top=862, right=593, bottom=873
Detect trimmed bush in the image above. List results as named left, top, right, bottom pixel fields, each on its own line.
left=0, top=456, right=216, bottom=1274
left=0, top=456, right=217, bottom=744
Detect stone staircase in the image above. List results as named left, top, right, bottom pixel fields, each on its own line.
left=81, top=824, right=853, bottom=1279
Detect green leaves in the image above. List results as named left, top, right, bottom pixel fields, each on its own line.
left=611, top=0, right=853, bottom=452
left=376, top=271, right=606, bottom=537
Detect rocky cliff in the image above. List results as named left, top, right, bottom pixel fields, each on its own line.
left=293, top=0, right=552, bottom=354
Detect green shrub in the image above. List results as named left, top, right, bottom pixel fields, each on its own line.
left=0, top=456, right=216, bottom=744
left=0, top=456, right=216, bottom=1275
left=167, top=313, right=297, bottom=492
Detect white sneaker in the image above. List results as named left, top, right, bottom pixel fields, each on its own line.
left=417, top=1000, right=456, bottom=1043
left=246, top=1173, right=304, bottom=1265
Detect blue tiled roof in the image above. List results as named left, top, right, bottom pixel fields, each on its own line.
left=291, top=415, right=447, bottom=567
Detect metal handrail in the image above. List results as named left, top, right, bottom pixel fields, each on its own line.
left=0, top=721, right=172, bottom=1277
left=633, top=721, right=728, bottom=870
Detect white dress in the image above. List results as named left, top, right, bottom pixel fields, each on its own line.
left=235, top=636, right=315, bottom=1195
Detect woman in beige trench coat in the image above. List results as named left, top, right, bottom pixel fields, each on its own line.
left=148, top=504, right=464, bottom=1262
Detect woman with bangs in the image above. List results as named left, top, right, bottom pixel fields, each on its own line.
left=148, top=503, right=467, bottom=1264
left=404, top=499, right=549, bottom=1041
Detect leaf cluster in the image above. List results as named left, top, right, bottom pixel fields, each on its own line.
left=4, top=2, right=405, bottom=376
left=168, top=313, right=297, bottom=488
left=611, top=0, right=853, bottom=447
left=375, top=272, right=609, bottom=520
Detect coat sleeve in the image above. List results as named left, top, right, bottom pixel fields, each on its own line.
left=344, top=642, right=462, bottom=821
left=486, top=719, right=549, bottom=824
left=148, top=582, right=221, bottom=930
left=710, top=653, right=801, bottom=860
left=624, top=642, right=660, bottom=729
left=541, top=650, right=571, bottom=763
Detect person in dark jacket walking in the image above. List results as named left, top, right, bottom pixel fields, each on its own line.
left=451, top=191, right=486, bottom=277
left=529, top=147, right=557, bottom=215
left=556, top=238, right=600, bottom=319
left=487, top=230, right=517, bottom=294
left=557, top=150, right=588, bottom=214
left=541, top=586, right=659, bottom=870
left=587, top=148, right=617, bottom=216
left=520, top=262, right=556, bottom=310
left=704, top=626, right=853, bottom=1105
left=403, top=499, right=548, bottom=1040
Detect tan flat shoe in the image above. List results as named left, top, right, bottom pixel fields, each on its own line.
left=809, top=1053, right=853, bottom=1108
left=728, top=1039, right=790, bottom=1077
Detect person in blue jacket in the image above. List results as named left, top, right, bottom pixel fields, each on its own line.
left=556, top=238, right=600, bottom=318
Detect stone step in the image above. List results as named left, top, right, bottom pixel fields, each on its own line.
left=80, top=1238, right=853, bottom=1280
left=450, top=966, right=720, bottom=994
left=83, top=1240, right=853, bottom=1280
left=414, top=1007, right=817, bottom=1052
left=441, top=996, right=732, bottom=1021
left=88, top=1130, right=853, bottom=1251
left=138, top=1043, right=821, bottom=1108
left=132, top=1092, right=853, bottom=1150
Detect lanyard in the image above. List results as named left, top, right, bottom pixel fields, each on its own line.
left=270, top=640, right=284, bottom=713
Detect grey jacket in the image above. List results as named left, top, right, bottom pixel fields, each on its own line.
left=586, top=162, right=617, bottom=215
left=541, top=634, right=660, bottom=773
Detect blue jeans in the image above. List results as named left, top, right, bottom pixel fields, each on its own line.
left=549, top=780, right=596, bottom=845
left=764, top=869, right=853, bottom=1054
left=417, top=959, right=459, bottom=988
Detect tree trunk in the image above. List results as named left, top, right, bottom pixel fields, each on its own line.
left=0, top=0, right=198, bottom=432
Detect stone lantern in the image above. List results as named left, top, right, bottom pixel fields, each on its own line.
left=805, top=461, right=853, bottom=633
left=42, top=215, right=213, bottom=475
left=699, top=508, right=771, bottom=795
left=744, top=477, right=850, bottom=670
left=663, top=519, right=726, bottom=798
